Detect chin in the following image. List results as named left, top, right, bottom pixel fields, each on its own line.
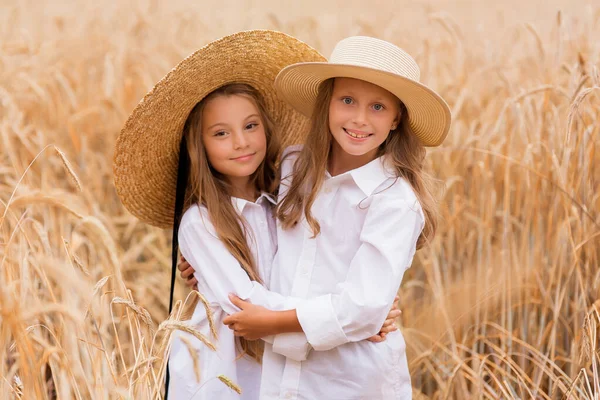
left=234, top=165, right=262, bottom=177
left=339, top=143, right=378, bottom=157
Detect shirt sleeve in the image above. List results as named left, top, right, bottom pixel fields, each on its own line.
left=178, top=208, right=310, bottom=360
left=292, top=196, right=424, bottom=351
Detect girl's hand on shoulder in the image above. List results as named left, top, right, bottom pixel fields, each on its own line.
left=223, top=294, right=275, bottom=340
left=367, top=295, right=401, bottom=343
left=177, top=255, right=198, bottom=291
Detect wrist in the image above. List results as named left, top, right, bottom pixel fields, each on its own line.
left=269, top=309, right=301, bottom=335
left=267, top=310, right=286, bottom=335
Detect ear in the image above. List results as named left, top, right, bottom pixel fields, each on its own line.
left=391, top=110, right=401, bottom=131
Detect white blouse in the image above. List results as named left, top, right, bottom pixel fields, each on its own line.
left=168, top=194, right=298, bottom=400
left=260, top=145, right=424, bottom=400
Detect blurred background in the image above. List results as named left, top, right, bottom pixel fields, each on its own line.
left=1, top=0, right=599, bottom=398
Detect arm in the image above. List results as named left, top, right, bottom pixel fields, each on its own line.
left=276, top=196, right=423, bottom=352
left=225, top=296, right=401, bottom=340
left=178, top=210, right=304, bottom=333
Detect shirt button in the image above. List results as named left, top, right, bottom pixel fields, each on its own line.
left=324, top=187, right=332, bottom=194
left=285, top=393, right=293, bottom=399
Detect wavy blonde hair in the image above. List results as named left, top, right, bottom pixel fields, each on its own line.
left=277, top=78, right=439, bottom=249
left=183, top=83, right=280, bottom=362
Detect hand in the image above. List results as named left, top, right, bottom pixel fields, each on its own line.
left=177, top=255, right=198, bottom=291
left=367, top=295, right=401, bottom=343
left=223, top=294, right=276, bottom=340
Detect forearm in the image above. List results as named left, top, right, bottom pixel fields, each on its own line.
left=266, top=309, right=303, bottom=335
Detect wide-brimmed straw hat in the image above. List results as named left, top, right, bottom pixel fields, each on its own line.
left=114, top=30, right=325, bottom=228
left=275, top=36, right=451, bottom=147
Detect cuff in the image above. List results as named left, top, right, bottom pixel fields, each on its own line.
left=272, top=333, right=311, bottom=361
left=262, top=335, right=275, bottom=344
left=296, top=294, right=348, bottom=351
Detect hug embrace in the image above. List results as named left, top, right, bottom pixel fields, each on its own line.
left=114, top=30, right=451, bottom=400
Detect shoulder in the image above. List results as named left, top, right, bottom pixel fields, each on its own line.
left=281, top=144, right=303, bottom=168
left=279, top=144, right=303, bottom=180
left=179, top=203, right=215, bottom=235
left=281, top=144, right=303, bottom=160
left=375, top=177, right=423, bottom=219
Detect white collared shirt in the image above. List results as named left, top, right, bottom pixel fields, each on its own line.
left=260, top=145, right=424, bottom=400
left=169, top=193, right=297, bottom=400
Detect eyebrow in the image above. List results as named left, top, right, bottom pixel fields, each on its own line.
left=335, top=89, right=391, bottom=102
left=205, top=114, right=261, bottom=131
left=206, top=122, right=226, bottom=131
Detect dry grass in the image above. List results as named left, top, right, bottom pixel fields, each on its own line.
left=1, top=0, right=599, bottom=398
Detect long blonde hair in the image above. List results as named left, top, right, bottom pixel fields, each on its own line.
left=277, top=78, right=439, bottom=249
left=183, top=83, right=280, bottom=362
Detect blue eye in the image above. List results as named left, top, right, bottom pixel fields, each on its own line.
left=373, top=104, right=384, bottom=111
left=342, top=97, right=353, bottom=105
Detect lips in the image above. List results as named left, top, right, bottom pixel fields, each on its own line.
left=343, top=128, right=373, bottom=139
left=231, top=152, right=256, bottom=161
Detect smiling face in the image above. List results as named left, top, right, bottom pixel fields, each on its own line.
left=328, top=77, right=401, bottom=165
left=201, top=94, right=267, bottom=189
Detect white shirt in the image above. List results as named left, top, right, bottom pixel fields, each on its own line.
left=169, top=194, right=301, bottom=400
left=260, top=145, right=424, bottom=400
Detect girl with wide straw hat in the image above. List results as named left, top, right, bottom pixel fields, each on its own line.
left=220, top=36, right=452, bottom=399
left=113, top=30, right=328, bottom=399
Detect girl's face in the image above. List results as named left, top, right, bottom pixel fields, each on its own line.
left=201, top=94, right=267, bottom=185
left=328, top=77, right=400, bottom=162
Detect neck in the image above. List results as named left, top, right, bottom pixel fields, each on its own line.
left=226, top=176, right=257, bottom=201
left=328, top=141, right=379, bottom=176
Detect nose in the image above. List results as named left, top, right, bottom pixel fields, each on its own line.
left=232, top=131, right=249, bottom=150
left=351, top=106, right=368, bottom=126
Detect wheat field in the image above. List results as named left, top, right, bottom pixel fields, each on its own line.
left=1, top=0, right=599, bottom=398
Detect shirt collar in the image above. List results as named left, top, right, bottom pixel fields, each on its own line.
left=231, top=192, right=276, bottom=215
left=326, top=156, right=396, bottom=197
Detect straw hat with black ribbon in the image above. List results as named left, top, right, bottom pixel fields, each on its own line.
left=275, top=36, right=452, bottom=147
left=114, top=30, right=325, bottom=230
left=113, top=30, right=324, bottom=398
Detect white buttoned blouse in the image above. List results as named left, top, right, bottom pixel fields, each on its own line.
left=259, top=145, right=424, bottom=400
left=168, top=194, right=292, bottom=400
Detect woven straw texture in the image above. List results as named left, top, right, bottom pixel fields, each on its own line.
left=113, top=30, right=325, bottom=228
left=275, top=36, right=451, bottom=147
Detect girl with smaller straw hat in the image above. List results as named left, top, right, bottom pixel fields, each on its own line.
left=221, top=36, right=452, bottom=399
left=114, top=31, right=398, bottom=399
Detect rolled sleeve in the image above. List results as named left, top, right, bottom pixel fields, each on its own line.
left=295, top=295, right=347, bottom=351
left=272, top=333, right=312, bottom=360
left=294, top=197, right=424, bottom=351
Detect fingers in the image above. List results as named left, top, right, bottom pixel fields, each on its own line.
left=382, top=318, right=395, bottom=328
left=367, top=334, right=385, bottom=343
left=228, top=293, right=246, bottom=309
left=177, top=256, right=190, bottom=271
left=379, top=324, right=398, bottom=334
left=185, top=277, right=198, bottom=289
left=178, top=267, right=192, bottom=280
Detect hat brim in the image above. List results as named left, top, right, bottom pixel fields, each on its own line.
left=274, top=63, right=451, bottom=147
left=113, top=30, right=326, bottom=228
